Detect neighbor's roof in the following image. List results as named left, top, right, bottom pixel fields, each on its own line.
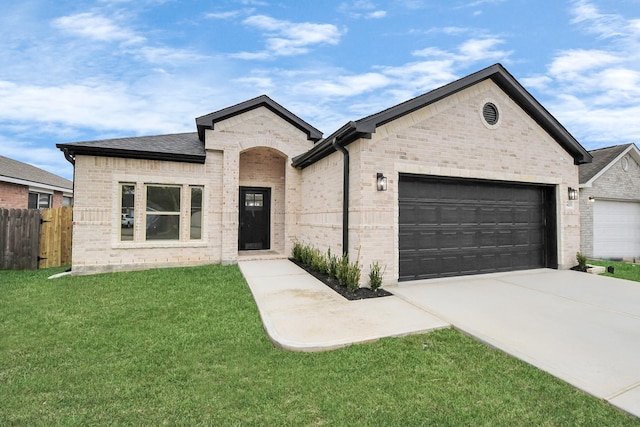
left=195, top=94, right=323, bottom=143
left=0, top=155, right=73, bottom=191
left=579, top=143, right=640, bottom=185
left=57, top=132, right=206, bottom=164
left=293, top=63, right=592, bottom=168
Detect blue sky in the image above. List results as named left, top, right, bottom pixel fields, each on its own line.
left=2, top=0, right=639, bottom=181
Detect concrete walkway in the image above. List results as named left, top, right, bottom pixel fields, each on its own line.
left=238, top=259, right=448, bottom=352
left=239, top=260, right=640, bottom=418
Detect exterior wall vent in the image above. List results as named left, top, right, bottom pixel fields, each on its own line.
left=482, top=102, right=499, bottom=125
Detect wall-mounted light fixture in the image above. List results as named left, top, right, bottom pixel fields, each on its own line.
left=568, top=187, right=578, bottom=200
left=376, top=173, right=388, bottom=191
left=588, top=196, right=595, bottom=203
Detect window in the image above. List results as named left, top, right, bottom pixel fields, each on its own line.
left=190, top=186, right=203, bottom=240
left=245, top=192, right=263, bottom=208
left=121, top=184, right=135, bottom=241
left=146, top=185, right=181, bottom=240
left=28, top=192, right=51, bottom=209
left=119, top=182, right=204, bottom=243
left=63, top=196, right=73, bottom=206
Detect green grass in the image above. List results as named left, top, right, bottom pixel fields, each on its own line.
left=1, top=265, right=638, bottom=426
left=588, top=259, right=640, bottom=282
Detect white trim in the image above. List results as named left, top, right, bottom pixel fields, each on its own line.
left=0, top=175, right=73, bottom=194
left=581, top=144, right=640, bottom=188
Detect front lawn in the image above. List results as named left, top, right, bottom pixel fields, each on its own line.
left=588, top=259, right=640, bottom=282
left=1, top=265, right=638, bottom=425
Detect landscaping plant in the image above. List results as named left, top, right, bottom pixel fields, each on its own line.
left=576, top=251, right=587, bottom=270
left=369, top=261, right=386, bottom=291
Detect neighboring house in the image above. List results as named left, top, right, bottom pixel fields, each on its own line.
left=579, top=143, right=640, bottom=260
left=0, top=155, right=73, bottom=209
left=57, top=63, right=591, bottom=282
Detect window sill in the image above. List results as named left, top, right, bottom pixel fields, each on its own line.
left=113, top=241, right=209, bottom=249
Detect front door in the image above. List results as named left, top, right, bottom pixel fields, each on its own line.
left=239, top=187, right=271, bottom=250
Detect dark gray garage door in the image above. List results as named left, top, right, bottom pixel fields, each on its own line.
left=399, top=174, right=556, bottom=281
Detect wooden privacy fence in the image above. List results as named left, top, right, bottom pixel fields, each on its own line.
left=0, top=206, right=72, bottom=270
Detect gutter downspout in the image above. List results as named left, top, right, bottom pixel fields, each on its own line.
left=332, top=138, right=349, bottom=256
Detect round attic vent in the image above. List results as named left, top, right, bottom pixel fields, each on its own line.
left=482, top=102, right=499, bottom=125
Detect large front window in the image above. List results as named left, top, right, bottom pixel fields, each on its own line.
left=118, top=182, right=204, bottom=243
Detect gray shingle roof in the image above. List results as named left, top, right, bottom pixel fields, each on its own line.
left=0, top=155, right=73, bottom=190
left=57, top=132, right=205, bottom=164
left=579, top=144, right=633, bottom=184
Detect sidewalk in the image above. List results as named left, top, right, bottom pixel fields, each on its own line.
left=238, top=259, right=449, bottom=352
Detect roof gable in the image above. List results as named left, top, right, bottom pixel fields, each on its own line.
left=0, top=155, right=72, bottom=191
left=579, top=143, right=640, bottom=186
left=196, top=95, right=323, bottom=143
left=293, top=63, right=592, bottom=168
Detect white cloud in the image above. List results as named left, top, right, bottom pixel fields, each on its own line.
left=458, top=37, right=511, bottom=62
left=206, top=11, right=242, bottom=19
left=51, top=12, right=145, bottom=45
left=413, top=37, right=511, bottom=64
left=527, top=1, right=640, bottom=148
left=367, top=10, right=387, bottom=19
left=234, top=15, right=343, bottom=58
left=548, top=49, right=621, bottom=79
left=338, top=1, right=386, bottom=19
left=570, top=0, right=626, bottom=39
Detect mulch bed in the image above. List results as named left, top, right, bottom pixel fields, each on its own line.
left=570, top=265, right=587, bottom=272
left=289, top=258, right=393, bottom=301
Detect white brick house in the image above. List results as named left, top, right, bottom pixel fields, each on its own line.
left=579, top=143, right=640, bottom=260
left=58, top=64, right=592, bottom=282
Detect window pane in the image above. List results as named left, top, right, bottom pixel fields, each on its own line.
left=190, top=186, right=202, bottom=240
left=28, top=193, right=38, bottom=209
left=146, top=214, right=180, bottom=240
left=121, top=184, right=135, bottom=241
left=39, top=194, right=51, bottom=209
left=147, top=186, right=180, bottom=212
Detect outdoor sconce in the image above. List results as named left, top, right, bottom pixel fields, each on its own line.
left=568, top=187, right=578, bottom=201
left=588, top=196, right=595, bottom=203
left=376, top=173, right=388, bottom=191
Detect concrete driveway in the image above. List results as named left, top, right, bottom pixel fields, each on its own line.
left=392, top=269, right=640, bottom=418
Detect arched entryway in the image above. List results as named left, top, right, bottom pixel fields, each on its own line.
left=238, top=147, right=287, bottom=255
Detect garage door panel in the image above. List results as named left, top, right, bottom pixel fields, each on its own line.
left=593, top=200, right=640, bottom=259
left=399, top=175, right=554, bottom=281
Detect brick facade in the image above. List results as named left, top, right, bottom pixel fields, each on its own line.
left=0, top=181, right=28, bottom=208
left=68, top=79, right=584, bottom=281
left=299, top=80, right=580, bottom=284
left=71, top=107, right=312, bottom=273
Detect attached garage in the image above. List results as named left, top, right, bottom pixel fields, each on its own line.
left=399, top=175, right=557, bottom=281
left=593, top=200, right=640, bottom=259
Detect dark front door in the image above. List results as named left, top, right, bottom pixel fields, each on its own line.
left=398, top=174, right=557, bottom=281
left=239, top=187, right=271, bottom=251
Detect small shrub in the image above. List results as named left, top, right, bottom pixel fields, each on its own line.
left=300, top=244, right=313, bottom=266
left=327, top=248, right=338, bottom=278
left=292, top=241, right=304, bottom=261
left=369, top=261, right=386, bottom=291
left=310, top=248, right=328, bottom=273
left=336, top=253, right=350, bottom=286
left=344, top=261, right=361, bottom=292
left=576, top=252, right=587, bottom=270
